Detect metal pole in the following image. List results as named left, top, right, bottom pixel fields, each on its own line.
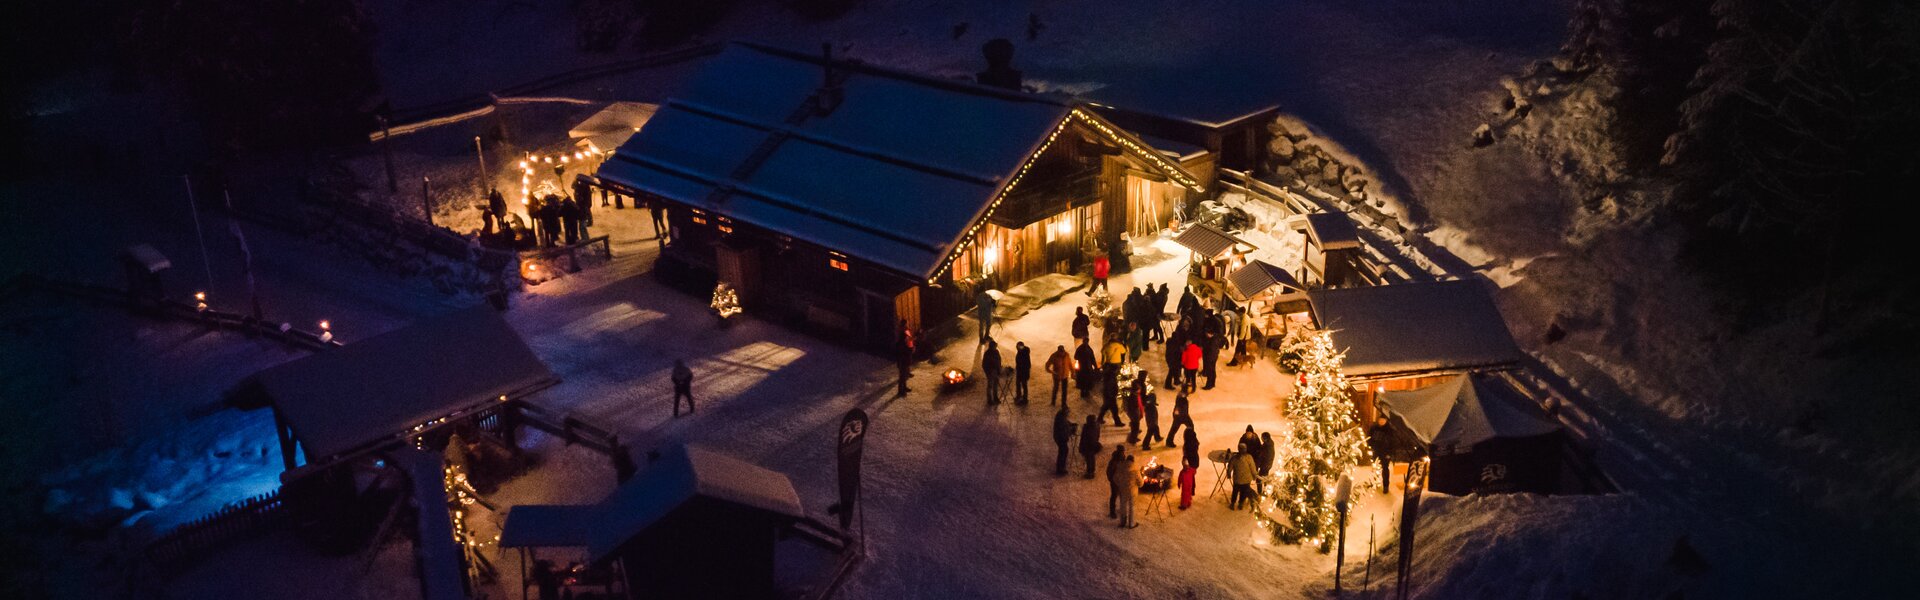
left=1335, top=503, right=1349, bottom=595
left=1364, top=517, right=1375, bottom=592
left=474, top=136, right=489, bottom=194
left=181, top=175, right=215, bottom=293
left=422, top=176, right=434, bottom=225
left=378, top=115, right=398, bottom=192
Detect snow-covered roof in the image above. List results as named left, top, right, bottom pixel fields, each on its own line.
left=569, top=101, right=658, bottom=153
left=121, top=243, right=172, bottom=272
left=1139, top=134, right=1209, bottom=161
left=1302, top=212, right=1362, bottom=250
left=500, top=504, right=598, bottom=549
left=587, top=444, right=804, bottom=562
left=1083, top=77, right=1281, bottom=129
left=1173, top=223, right=1251, bottom=259
left=1227, top=259, right=1303, bottom=300
left=1308, top=280, right=1524, bottom=379
left=1377, top=374, right=1561, bottom=455
left=245, top=306, right=557, bottom=462
left=596, top=42, right=1075, bottom=279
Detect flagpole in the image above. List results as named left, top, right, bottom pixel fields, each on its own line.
left=182, top=175, right=215, bottom=293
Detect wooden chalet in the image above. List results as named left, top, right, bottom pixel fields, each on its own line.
left=592, top=42, right=1204, bottom=348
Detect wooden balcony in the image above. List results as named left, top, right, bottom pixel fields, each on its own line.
left=988, top=166, right=1102, bottom=229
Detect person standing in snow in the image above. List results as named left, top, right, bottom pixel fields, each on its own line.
left=1178, top=455, right=1198, bottom=510
left=1181, top=427, right=1201, bottom=472
left=572, top=179, right=594, bottom=227
left=1180, top=340, right=1202, bottom=393
left=1229, top=443, right=1258, bottom=510
left=1140, top=389, right=1162, bottom=450
left=1149, top=283, right=1169, bottom=343
left=1090, top=254, right=1110, bottom=294
left=649, top=200, right=667, bottom=241
left=1255, top=432, right=1276, bottom=477
left=1368, top=416, right=1394, bottom=493
left=540, top=194, right=564, bottom=247
left=1165, top=392, right=1193, bottom=449
left=1200, top=316, right=1222, bottom=390
left=560, top=195, right=582, bottom=244
left=1074, top=339, right=1098, bottom=400
left=487, top=188, right=507, bottom=234
left=1124, top=376, right=1145, bottom=443
left=895, top=320, right=915, bottom=398
left=1071, top=306, right=1090, bottom=342
left=1079, top=415, right=1102, bottom=479
left=1118, top=450, right=1140, bottom=528
left=1238, top=425, right=1261, bottom=456
left=1098, top=367, right=1123, bottom=427
left=1013, top=341, right=1031, bottom=405
left=1127, top=322, right=1145, bottom=363
left=1053, top=407, right=1075, bottom=476
left=1164, top=327, right=1186, bottom=388
left=982, top=338, right=1003, bottom=405
left=671, top=359, right=695, bottom=417
left=1105, top=444, right=1128, bottom=519
left=1045, top=344, right=1072, bottom=405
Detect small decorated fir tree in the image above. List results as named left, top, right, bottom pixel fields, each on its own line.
left=1266, top=331, right=1372, bottom=552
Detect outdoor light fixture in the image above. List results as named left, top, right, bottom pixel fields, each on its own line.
left=317, top=320, right=333, bottom=343
left=983, top=245, right=999, bottom=267
left=1057, top=220, right=1072, bottom=236
left=194, top=291, right=207, bottom=312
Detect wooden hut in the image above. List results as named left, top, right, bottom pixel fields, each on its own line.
left=591, top=42, right=1204, bottom=349
left=1306, top=280, right=1527, bottom=426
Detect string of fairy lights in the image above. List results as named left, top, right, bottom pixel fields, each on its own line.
left=923, top=108, right=1203, bottom=285
left=515, top=143, right=608, bottom=205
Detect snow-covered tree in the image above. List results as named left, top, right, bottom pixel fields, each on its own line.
left=1265, top=331, right=1372, bottom=552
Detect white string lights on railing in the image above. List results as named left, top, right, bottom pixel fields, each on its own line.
left=924, top=108, right=1201, bottom=285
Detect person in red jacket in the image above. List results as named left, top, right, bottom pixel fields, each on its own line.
left=1090, top=255, right=1110, bottom=294
left=1180, top=341, right=1202, bottom=393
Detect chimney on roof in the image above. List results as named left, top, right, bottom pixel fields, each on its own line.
left=976, top=38, right=1023, bottom=91
left=815, top=42, right=845, bottom=116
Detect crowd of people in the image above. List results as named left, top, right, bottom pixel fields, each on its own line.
left=477, top=181, right=671, bottom=252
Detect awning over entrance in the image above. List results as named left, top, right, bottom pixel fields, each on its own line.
left=1172, top=223, right=1251, bottom=260
left=1226, top=259, right=1303, bottom=300
left=237, top=306, right=558, bottom=464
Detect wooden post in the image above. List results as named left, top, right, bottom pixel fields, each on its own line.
left=422, top=176, right=434, bottom=226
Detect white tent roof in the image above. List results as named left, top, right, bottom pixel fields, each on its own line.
left=1308, top=280, right=1525, bottom=379
left=244, top=306, right=556, bottom=462
left=1377, top=374, right=1560, bottom=455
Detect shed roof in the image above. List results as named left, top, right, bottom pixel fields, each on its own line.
left=1226, top=259, right=1303, bottom=300
left=500, top=504, right=599, bottom=549
left=244, top=306, right=556, bottom=462
left=569, top=101, right=658, bottom=153
left=588, top=445, right=804, bottom=562
left=1303, top=212, right=1362, bottom=250
left=1308, top=280, right=1524, bottom=379
left=1377, top=374, right=1561, bottom=455
left=1172, top=223, right=1251, bottom=260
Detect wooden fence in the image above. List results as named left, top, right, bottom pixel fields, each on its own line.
left=143, top=490, right=288, bottom=572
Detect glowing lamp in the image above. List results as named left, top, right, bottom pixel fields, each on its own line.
left=194, top=291, right=208, bottom=312
left=1057, top=220, right=1072, bottom=236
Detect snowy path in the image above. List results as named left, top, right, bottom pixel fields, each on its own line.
left=484, top=237, right=1396, bottom=598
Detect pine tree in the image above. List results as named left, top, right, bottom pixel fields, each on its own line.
left=1265, top=331, right=1372, bottom=552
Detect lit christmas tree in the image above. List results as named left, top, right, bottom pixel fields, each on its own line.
left=1262, top=330, right=1373, bottom=552
left=1085, top=287, right=1118, bottom=322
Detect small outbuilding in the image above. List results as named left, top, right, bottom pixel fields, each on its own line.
left=1307, top=279, right=1526, bottom=426
left=499, top=444, right=854, bottom=600
left=1376, top=374, right=1565, bottom=495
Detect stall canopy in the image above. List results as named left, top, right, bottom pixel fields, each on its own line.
left=237, top=306, right=557, bottom=464
left=1172, top=223, right=1251, bottom=260
left=569, top=102, right=658, bottom=153
left=589, top=444, right=804, bottom=561
left=1307, top=280, right=1525, bottom=380
left=1303, top=212, right=1361, bottom=250
left=1377, top=374, right=1560, bottom=455
left=1226, top=259, right=1303, bottom=300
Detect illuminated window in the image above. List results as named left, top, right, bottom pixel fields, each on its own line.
left=717, top=224, right=733, bottom=234
left=692, top=216, right=708, bottom=225
left=829, top=258, right=849, bottom=271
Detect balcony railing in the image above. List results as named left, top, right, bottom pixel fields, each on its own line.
left=989, top=166, right=1101, bottom=229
